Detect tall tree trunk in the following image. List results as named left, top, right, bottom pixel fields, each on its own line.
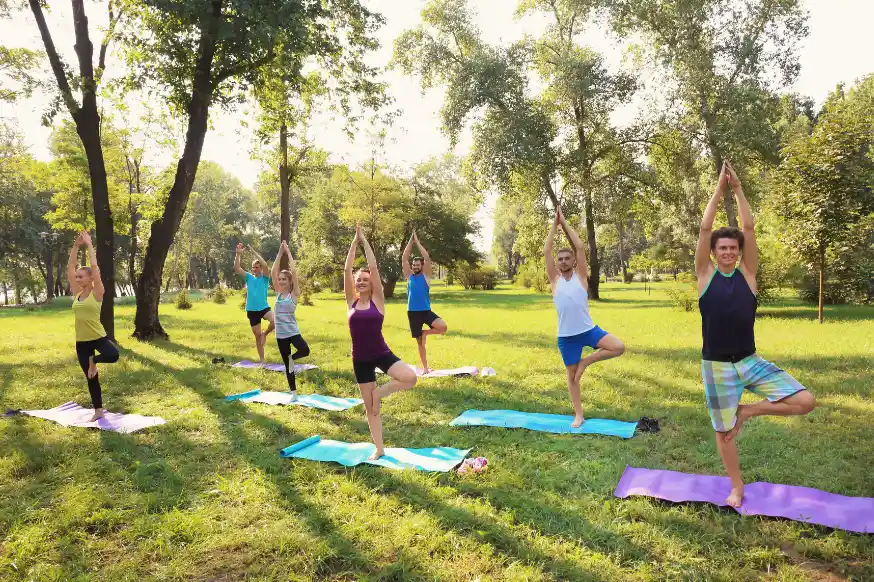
left=134, top=7, right=219, bottom=341
left=618, top=221, right=627, bottom=283
left=128, top=173, right=139, bottom=295
left=700, top=104, right=738, bottom=228
left=13, top=269, right=21, bottom=305
left=583, top=190, right=600, bottom=299
left=278, top=123, right=290, bottom=270
left=818, top=243, right=825, bottom=324
left=45, top=244, right=55, bottom=301
left=2, top=280, right=8, bottom=305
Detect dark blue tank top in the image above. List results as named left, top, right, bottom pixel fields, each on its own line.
left=699, top=268, right=757, bottom=362
left=407, top=273, right=431, bottom=311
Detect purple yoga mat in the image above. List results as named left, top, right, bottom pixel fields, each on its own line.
left=22, top=402, right=166, bottom=434
left=614, top=466, right=874, bottom=533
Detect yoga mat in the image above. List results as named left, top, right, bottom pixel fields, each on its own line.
left=232, top=360, right=319, bottom=374
left=22, top=402, right=166, bottom=434
left=225, top=389, right=363, bottom=411
left=614, top=466, right=874, bottom=533
left=449, top=409, right=638, bottom=438
left=415, top=366, right=479, bottom=378
left=280, top=435, right=471, bottom=472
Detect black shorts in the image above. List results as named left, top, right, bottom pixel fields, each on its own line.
left=407, top=310, right=440, bottom=338
left=246, top=307, right=271, bottom=327
left=352, top=352, right=401, bottom=384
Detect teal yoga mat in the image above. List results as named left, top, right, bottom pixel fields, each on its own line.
left=449, top=409, right=638, bottom=438
left=225, top=389, right=363, bottom=411
left=280, top=435, right=471, bottom=472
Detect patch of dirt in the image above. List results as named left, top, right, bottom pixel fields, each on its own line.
left=779, top=542, right=849, bottom=582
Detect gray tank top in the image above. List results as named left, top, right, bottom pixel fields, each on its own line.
left=274, top=293, right=300, bottom=338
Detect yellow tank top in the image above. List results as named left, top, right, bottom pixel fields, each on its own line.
left=73, top=292, right=106, bottom=342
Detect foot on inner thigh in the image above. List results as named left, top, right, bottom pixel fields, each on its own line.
left=571, top=414, right=585, bottom=428
left=89, top=408, right=105, bottom=422
left=87, top=357, right=98, bottom=379
left=725, top=485, right=744, bottom=508
left=725, top=405, right=750, bottom=441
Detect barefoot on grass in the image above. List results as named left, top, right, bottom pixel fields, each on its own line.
left=368, top=449, right=384, bottom=461
left=725, top=486, right=744, bottom=508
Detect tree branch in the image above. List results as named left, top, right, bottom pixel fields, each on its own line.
left=28, top=0, right=79, bottom=114
left=214, top=49, right=276, bottom=85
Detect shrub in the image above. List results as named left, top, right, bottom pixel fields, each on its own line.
left=453, top=264, right=500, bottom=290
left=213, top=285, right=227, bottom=304
left=623, top=271, right=634, bottom=283
left=239, top=287, right=247, bottom=310
left=175, top=288, right=193, bottom=310
left=664, top=284, right=697, bottom=312
left=676, top=272, right=696, bottom=284
left=517, top=261, right=549, bottom=293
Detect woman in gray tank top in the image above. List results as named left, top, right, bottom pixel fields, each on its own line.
left=270, top=241, right=310, bottom=398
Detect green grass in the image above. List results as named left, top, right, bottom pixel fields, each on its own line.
left=1, top=282, right=873, bottom=581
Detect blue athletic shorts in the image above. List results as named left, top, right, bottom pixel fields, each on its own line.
left=557, top=326, right=609, bottom=366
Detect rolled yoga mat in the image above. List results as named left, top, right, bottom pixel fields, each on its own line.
left=232, top=360, right=319, bottom=374
left=225, top=389, right=363, bottom=411
left=22, top=402, right=166, bottom=434
left=279, top=435, right=471, bottom=472
left=449, top=409, right=638, bottom=438
left=613, top=466, right=874, bottom=533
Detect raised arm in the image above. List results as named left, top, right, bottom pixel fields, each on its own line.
left=234, top=243, right=246, bottom=276
left=413, top=231, right=433, bottom=279
left=67, top=233, right=83, bottom=296
left=81, top=231, right=104, bottom=300
left=557, top=209, right=588, bottom=283
left=726, top=161, right=758, bottom=277
left=344, top=231, right=359, bottom=307
left=270, top=242, right=283, bottom=291
left=359, top=226, right=384, bottom=301
left=696, top=162, right=727, bottom=278
left=544, top=212, right=559, bottom=283
left=402, top=233, right=414, bottom=278
left=285, top=244, right=301, bottom=300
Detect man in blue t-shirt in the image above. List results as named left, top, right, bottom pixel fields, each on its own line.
left=402, top=230, right=447, bottom=374
left=235, top=243, right=275, bottom=364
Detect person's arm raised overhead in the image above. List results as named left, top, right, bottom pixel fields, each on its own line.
left=414, top=230, right=434, bottom=280
left=402, top=232, right=414, bottom=279
left=726, top=161, right=758, bottom=278
left=544, top=210, right=559, bottom=283
left=359, top=225, right=384, bottom=301
left=557, top=208, right=588, bottom=287
left=234, top=242, right=246, bottom=277
left=343, top=229, right=359, bottom=308
left=286, top=243, right=302, bottom=301
left=67, top=232, right=83, bottom=296
left=696, top=162, right=727, bottom=279
left=271, top=242, right=283, bottom=292
left=81, top=231, right=104, bottom=301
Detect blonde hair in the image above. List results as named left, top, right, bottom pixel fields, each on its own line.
left=251, top=259, right=262, bottom=268
left=77, top=266, right=93, bottom=277
left=277, top=269, right=294, bottom=289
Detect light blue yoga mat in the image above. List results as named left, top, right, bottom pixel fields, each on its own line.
left=279, top=435, right=471, bottom=472
left=225, top=389, right=363, bottom=411
left=449, top=409, right=638, bottom=438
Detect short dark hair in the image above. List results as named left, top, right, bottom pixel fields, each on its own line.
left=556, top=248, right=574, bottom=258
left=411, top=256, right=424, bottom=264
left=710, top=227, right=744, bottom=251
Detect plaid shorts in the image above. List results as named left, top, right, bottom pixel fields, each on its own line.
left=702, top=354, right=807, bottom=432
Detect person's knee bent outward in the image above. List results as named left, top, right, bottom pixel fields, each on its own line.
left=235, top=242, right=273, bottom=363
left=270, top=241, right=309, bottom=396
left=402, top=229, right=445, bottom=373
left=696, top=161, right=815, bottom=508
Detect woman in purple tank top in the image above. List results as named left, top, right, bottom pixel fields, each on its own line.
left=345, top=225, right=417, bottom=459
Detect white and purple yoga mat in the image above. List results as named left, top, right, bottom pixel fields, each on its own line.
left=233, top=360, right=319, bottom=374
left=614, top=466, right=874, bottom=533
left=22, top=402, right=166, bottom=434
left=379, top=365, right=495, bottom=378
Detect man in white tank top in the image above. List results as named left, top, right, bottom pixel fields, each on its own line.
left=545, top=208, right=625, bottom=428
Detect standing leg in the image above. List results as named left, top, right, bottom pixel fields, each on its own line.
left=262, top=311, right=276, bottom=344
left=565, top=363, right=585, bottom=428
left=416, top=335, right=428, bottom=373
left=715, top=431, right=745, bottom=507
left=277, top=337, right=296, bottom=394
left=252, top=324, right=265, bottom=363
left=357, top=381, right=385, bottom=459
left=76, top=341, right=104, bottom=421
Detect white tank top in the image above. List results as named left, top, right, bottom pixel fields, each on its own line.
left=553, top=273, right=595, bottom=337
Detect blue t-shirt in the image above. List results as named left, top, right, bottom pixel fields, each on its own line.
left=407, top=272, right=431, bottom=311
left=245, top=272, right=270, bottom=311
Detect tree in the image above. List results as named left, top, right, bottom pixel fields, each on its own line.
left=0, top=0, right=43, bottom=103
left=773, top=77, right=874, bottom=322
left=124, top=0, right=385, bottom=340
left=491, top=194, right=524, bottom=277
left=610, top=0, right=809, bottom=226
left=26, top=0, right=123, bottom=339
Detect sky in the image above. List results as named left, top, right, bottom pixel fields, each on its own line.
left=1, top=0, right=873, bottom=252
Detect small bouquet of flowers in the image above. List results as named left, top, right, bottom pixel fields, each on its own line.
left=456, top=456, right=488, bottom=475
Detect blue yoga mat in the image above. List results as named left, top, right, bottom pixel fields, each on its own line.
left=279, top=435, right=471, bottom=472
left=225, top=389, right=363, bottom=411
left=449, top=409, right=638, bottom=438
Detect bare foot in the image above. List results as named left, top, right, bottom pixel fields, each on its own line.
left=725, top=405, right=750, bottom=441
left=368, top=449, right=384, bottom=461
left=725, top=485, right=744, bottom=508
left=571, top=414, right=585, bottom=428
left=89, top=408, right=105, bottom=422
left=87, top=357, right=98, bottom=379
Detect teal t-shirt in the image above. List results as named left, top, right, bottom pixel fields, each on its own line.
left=245, top=273, right=270, bottom=311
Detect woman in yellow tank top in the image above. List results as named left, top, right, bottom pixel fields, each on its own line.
left=67, top=231, right=119, bottom=421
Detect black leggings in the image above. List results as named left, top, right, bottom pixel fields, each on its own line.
left=276, top=334, right=310, bottom=392
left=75, top=337, right=120, bottom=409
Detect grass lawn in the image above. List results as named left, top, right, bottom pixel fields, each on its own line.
left=1, top=282, right=873, bottom=581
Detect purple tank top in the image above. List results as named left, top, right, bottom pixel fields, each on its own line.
left=348, top=299, right=391, bottom=360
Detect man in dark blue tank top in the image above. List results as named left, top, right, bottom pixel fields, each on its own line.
left=696, top=161, right=816, bottom=508
left=402, top=230, right=447, bottom=374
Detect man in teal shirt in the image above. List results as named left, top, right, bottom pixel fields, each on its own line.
left=235, top=243, right=275, bottom=364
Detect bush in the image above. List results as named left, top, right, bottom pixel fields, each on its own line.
left=239, top=287, right=247, bottom=310
left=664, top=284, right=697, bottom=312
left=517, top=261, right=549, bottom=293
left=453, top=264, right=499, bottom=290
left=175, top=288, right=193, bottom=310
left=623, top=271, right=634, bottom=283
left=676, top=272, right=696, bottom=284
left=213, top=284, right=227, bottom=304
